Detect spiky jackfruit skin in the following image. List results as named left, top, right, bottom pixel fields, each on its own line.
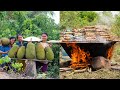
left=17, top=46, right=25, bottom=59
left=8, top=45, right=19, bottom=58
left=16, top=60, right=26, bottom=71
left=26, top=42, right=36, bottom=59
left=1, top=38, right=10, bottom=46
left=45, top=46, right=54, bottom=60
left=36, top=43, right=45, bottom=60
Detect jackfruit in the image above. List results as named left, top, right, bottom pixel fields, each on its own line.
left=8, top=45, right=19, bottom=58
left=26, top=42, right=36, bottom=59
left=1, top=38, right=10, bottom=46
left=16, top=60, right=26, bottom=71
left=36, top=43, right=45, bottom=60
left=45, top=46, right=54, bottom=60
left=17, top=46, right=25, bottom=59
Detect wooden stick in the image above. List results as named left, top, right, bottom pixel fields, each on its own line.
left=111, top=66, right=120, bottom=71
left=60, top=68, right=73, bottom=72
left=11, top=58, right=52, bottom=62
left=73, top=68, right=87, bottom=73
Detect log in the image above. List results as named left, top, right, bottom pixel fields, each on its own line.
left=73, top=68, right=87, bottom=73
left=111, top=65, right=120, bottom=71
left=60, top=68, right=73, bottom=72
left=84, top=26, right=95, bottom=29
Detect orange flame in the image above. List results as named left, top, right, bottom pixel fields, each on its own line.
left=107, top=45, right=114, bottom=59
left=66, top=43, right=91, bottom=69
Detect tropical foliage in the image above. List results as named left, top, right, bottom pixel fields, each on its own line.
left=0, top=11, right=60, bottom=78
left=60, top=11, right=99, bottom=29
left=0, top=11, right=59, bottom=40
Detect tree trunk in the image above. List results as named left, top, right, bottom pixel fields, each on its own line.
left=24, top=60, right=37, bottom=77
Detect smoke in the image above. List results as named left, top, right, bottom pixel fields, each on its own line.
left=97, top=13, right=115, bottom=26
left=96, top=35, right=109, bottom=44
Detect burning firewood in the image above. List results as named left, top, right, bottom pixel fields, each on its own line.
left=66, top=43, right=91, bottom=70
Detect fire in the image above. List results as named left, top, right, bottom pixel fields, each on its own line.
left=66, top=43, right=91, bottom=69
left=107, top=45, right=114, bottom=59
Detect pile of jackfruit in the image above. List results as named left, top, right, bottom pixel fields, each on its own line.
left=8, top=42, right=54, bottom=60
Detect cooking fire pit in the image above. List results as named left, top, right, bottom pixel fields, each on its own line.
left=49, top=25, right=120, bottom=70
left=60, top=42, right=115, bottom=70
left=61, top=42, right=115, bottom=59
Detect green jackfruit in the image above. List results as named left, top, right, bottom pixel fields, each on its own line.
left=17, top=46, right=25, bottom=59
left=36, top=43, right=45, bottom=60
left=1, top=38, right=10, bottom=46
left=45, top=46, right=54, bottom=60
left=8, top=45, right=19, bottom=58
left=26, top=42, right=36, bottom=59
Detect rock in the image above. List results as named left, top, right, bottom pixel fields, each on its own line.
left=91, top=56, right=111, bottom=70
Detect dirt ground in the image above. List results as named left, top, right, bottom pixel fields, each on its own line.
left=0, top=72, right=35, bottom=79
left=0, top=69, right=57, bottom=79
left=60, top=42, right=120, bottom=79
left=60, top=68, right=120, bottom=79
